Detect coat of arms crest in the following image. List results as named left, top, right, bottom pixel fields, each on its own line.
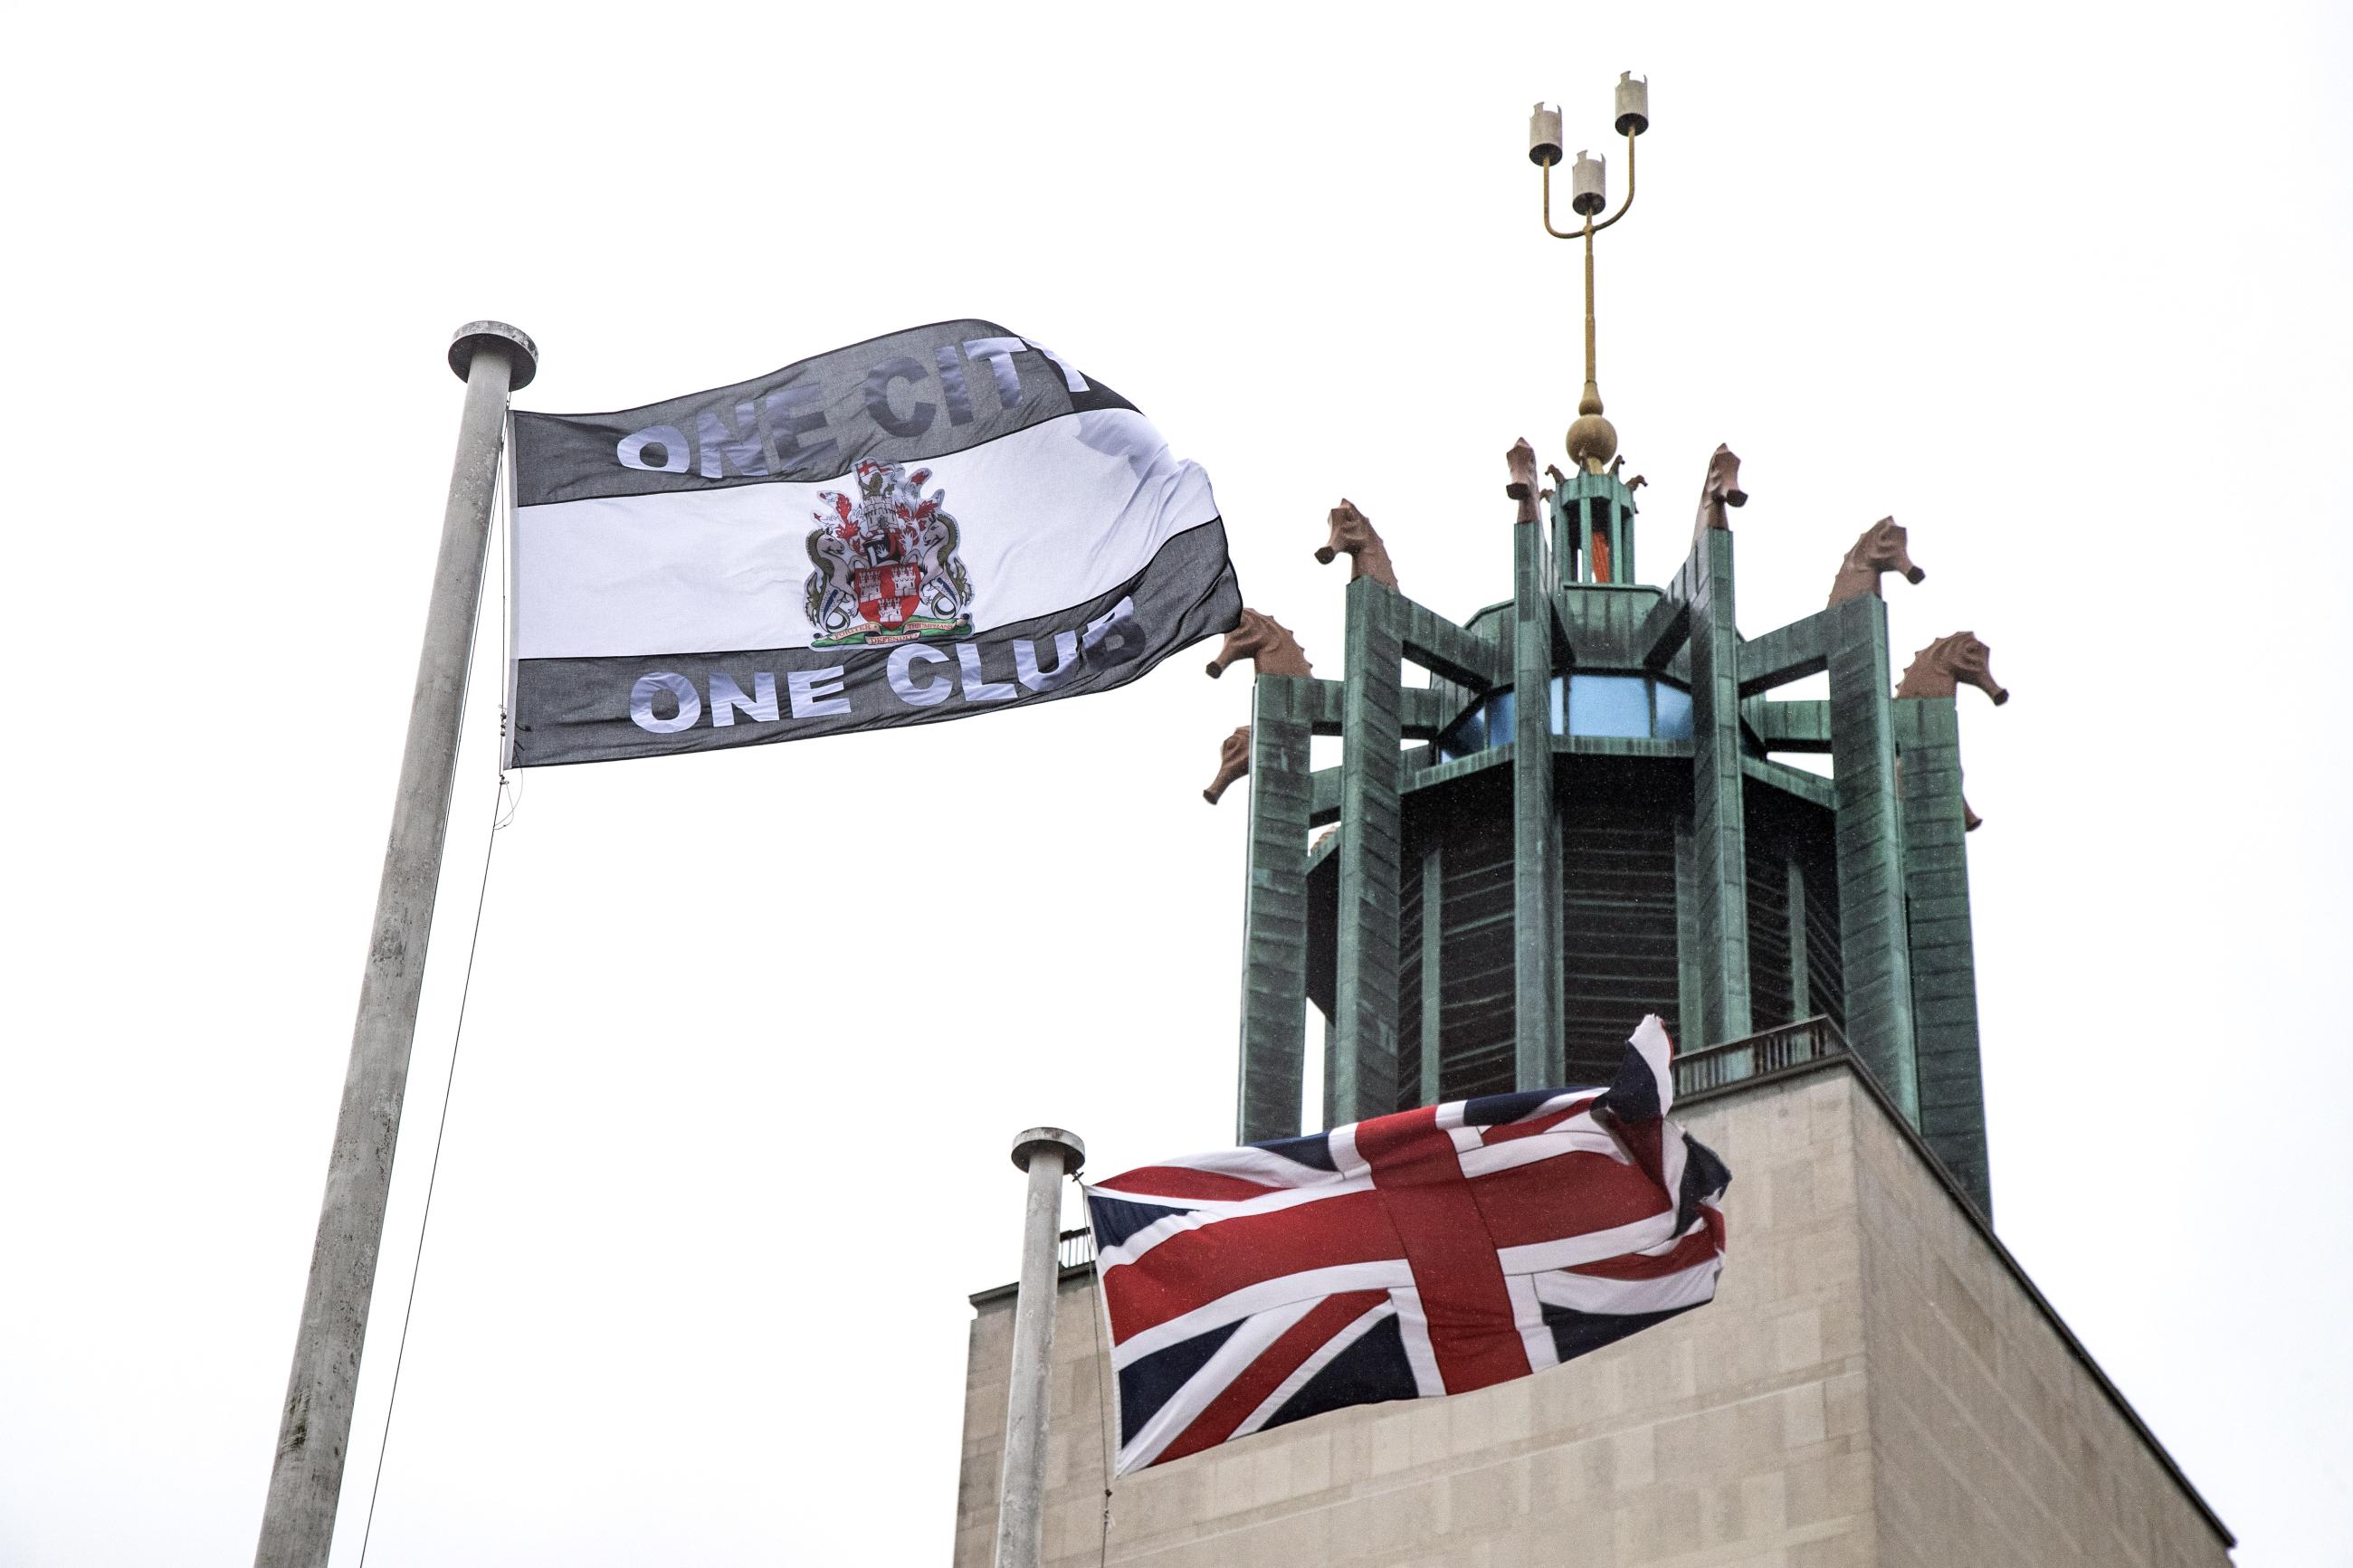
left=804, top=460, right=976, bottom=648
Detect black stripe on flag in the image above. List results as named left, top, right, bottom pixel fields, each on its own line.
left=1539, top=1301, right=1698, bottom=1364
left=1259, top=1315, right=1418, bottom=1433
left=1118, top=1323, right=1241, bottom=1449
left=1252, top=1132, right=1339, bottom=1173
left=1460, top=1090, right=1559, bottom=1127
left=1674, top=1132, right=1732, bottom=1234
left=511, top=318, right=1135, bottom=508
left=510, top=518, right=1237, bottom=767
left=1088, top=1193, right=1196, bottom=1251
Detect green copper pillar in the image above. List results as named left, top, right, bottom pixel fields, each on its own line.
left=1333, top=578, right=1404, bottom=1122
left=1234, top=677, right=1314, bottom=1143
left=1786, top=848, right=1813, bottom=1019
left=1512, top=509, right=1562, bottom=1087
left=1827, top=594, right=1919, bottom=1117
left=1418, top=843, right=1443, bottom=1107
left=1897, top=698, right=1990, bottom=1219
left=1685, top=529, right=1752, bottom=1044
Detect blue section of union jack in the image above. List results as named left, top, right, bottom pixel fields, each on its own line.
left=1085, top=1016, right=1730, bottom=1473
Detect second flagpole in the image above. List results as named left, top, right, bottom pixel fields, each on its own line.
left=997, top=1126, right=1086, bottom=1568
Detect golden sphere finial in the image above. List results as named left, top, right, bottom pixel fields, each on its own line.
left=1566, top=380, right=1615, bottom=472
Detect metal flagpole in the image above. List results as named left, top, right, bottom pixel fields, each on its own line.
left=997, top=1126, right=1086, bottom=1568
left=253, top=321, right=538, bottom=1568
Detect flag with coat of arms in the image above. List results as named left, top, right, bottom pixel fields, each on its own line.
left=506, top=319, right=1238, bottom=767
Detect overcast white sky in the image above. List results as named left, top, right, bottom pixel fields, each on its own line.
left=5, top=3, right=2348, bottom=1564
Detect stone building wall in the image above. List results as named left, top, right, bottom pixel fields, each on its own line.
left=951, top=1066, right=2230, bottom=1567
left=1849, top=1099, right=2228, bottom=1568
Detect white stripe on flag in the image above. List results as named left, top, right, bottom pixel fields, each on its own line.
left=1634, top=1221, right=1709, bottom=1257
left=1231, top=1298, right=1398, bottom=1442
left=1494, top=1208, right=1681, bottom=1276
left=1090, top=1175, right=1380, bottom=1270
left=1116, top=1297, right=1320, bottom=1475
left=513, top=408, right=1215, bottom=659
left=1507, top=1275, right=1560, bottom=1373
left=1530, top=1259, right=1722, bottom=1316
left=1389, top=1287, right=1448, bottom=1397
left=1454, top=1119, right=1630, bottom=1179
left=1659, top=1123, right=1689, bottom=1215
left=1090, top=1171, right=1375, bottom=1222
left=1328, top=1122, right=1370, bottom=1183
left=1630, top=1013, right=1675, bottom=1115
left=1116, top=1144, right=1351, bottom=1190
left=1110, top=1261, right=1417, bottom=1368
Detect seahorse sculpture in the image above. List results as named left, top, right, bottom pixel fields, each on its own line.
left=1692, top=443, right=1748, bottom=542
left=1827, top=518, right=1926, bottom=607
left=1505, top=439, right=1541, bottom=525
left=1315, top=499, right=1398, bottom=590
left=1896, top=632, right=2007, bottom=707
left=1205, top=609, right=1313, bottom=679
left=1204, top=724, right=1253, bottom=805
left=1896, top=632, right=2007, bottom=832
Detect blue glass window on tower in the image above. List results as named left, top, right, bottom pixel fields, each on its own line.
left=1434, top=675, right=1698, bottom=762
left=1567, top=675, right=1651, bottom=738
left=1486, top=689, right=1517, bottom=745
left=1652, top=682, right=1694, bottom=741
left=1435, top=702, right=1487, bottom=763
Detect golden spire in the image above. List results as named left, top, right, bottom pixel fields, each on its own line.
left=1529, top=73, right=1649, bottom=474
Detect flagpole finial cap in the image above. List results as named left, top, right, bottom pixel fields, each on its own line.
left=1011, top=1126, right=1086, bottom=1175
left=448, top=320, right=538, bottom=391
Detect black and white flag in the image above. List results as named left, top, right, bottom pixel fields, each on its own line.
left=507, top=320, right=1240, bottom=767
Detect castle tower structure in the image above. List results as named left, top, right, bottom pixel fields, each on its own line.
left=1223, top=447, right=1996, bottom=1222
left=953, top=84, right=2231, bottom=1568
left=957, top=481, right=2234, bottom=1563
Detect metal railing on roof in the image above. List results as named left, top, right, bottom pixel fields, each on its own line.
left=1057, top=1226, right=1096, bottom=1270
left=1676, top=1014, right=1846, bottom=1096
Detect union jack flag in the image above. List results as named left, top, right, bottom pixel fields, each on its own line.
left=1087, top=1016, right=1730, bottom=1474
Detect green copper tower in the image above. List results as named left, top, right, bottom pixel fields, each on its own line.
left=1202, top=82, right=2005, bottom=1220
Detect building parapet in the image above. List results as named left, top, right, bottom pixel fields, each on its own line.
left=967, top=1026, right=2232, bottom=1551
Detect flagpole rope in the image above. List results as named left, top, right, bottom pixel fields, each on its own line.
left=493, top=411, right=523, bottom=829
left=354, top=424, right=515, bottom=1567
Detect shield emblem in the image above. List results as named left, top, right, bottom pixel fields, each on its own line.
left=856, top=564, right=924, bottom=631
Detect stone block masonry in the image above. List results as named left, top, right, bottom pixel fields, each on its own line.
left=952, top=1063, right=2229, bottom=1567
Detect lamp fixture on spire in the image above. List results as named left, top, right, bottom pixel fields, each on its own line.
left=1529, top=72, right=1649, bottom=473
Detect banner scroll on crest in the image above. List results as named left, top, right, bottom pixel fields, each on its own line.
left=508, top=320, right=1241, bottom=767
